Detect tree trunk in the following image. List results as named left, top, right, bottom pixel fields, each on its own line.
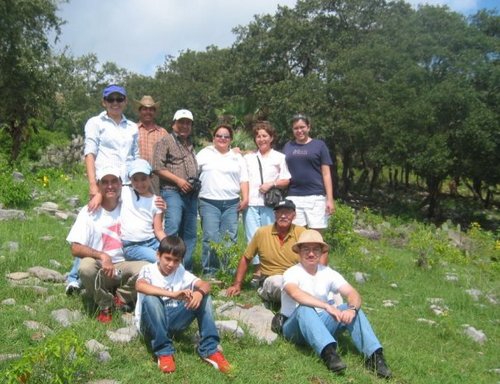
left=340, top=149, right=352, bottom=197
left=425, top=176, right=442, bottom=219
left=368, top=166, right=381, bottom=195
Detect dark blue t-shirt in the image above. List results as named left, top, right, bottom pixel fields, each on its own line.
left=283, top=139, right=332, bottom=196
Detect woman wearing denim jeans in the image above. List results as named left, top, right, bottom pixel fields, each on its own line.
left=196, top=124, right=249, bottom=276
left=243, top=121, right=290, bottom=281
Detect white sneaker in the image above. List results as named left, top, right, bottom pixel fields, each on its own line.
left=65, top=281, right=81, bottom=296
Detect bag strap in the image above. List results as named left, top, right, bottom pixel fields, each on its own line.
left=256, top=156, right=264, bottom=184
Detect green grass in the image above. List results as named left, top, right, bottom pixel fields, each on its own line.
left=0, top=173, right=499, bottom=383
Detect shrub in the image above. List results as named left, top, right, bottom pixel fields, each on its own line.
left=3, top=330, right=91, bottom=383
left=408, top=222, right=467, bottom=268
left=324, top=201, right=362, bottom=258
left=0, top=166, right=32, bottom=208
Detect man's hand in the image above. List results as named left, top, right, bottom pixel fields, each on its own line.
left=338, top=308, right=356, bottom=325
left=100, top=253, right=114, bottom=278
left=176, top=178, right=193, bottom=194
left=324, top=303, right=343, bottom=322
left=226, top=284, right=241, bottom=297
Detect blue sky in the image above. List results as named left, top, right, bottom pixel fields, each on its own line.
left=53, top=0, right=498, bottom=76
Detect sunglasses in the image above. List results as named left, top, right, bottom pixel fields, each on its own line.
left=105, top=96, right=126, bottom=103
left=215, top=134, right=231, bottom=140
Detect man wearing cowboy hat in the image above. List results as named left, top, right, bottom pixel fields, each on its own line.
left=280, top=229, right=392, bottom=378
left=135, top=95, right=167, bottom=194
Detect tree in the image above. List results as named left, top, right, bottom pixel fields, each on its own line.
left=0, top=0, right=65, bottom=162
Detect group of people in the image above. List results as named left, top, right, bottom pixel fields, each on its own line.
left=64, top=84, right=391, bottom=378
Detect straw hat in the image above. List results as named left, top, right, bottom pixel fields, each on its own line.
left=134, top=95, right=160, bottom=110
left=292, top=229, right=329, bottom=253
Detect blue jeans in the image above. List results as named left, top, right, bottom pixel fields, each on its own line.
left=282, top=304, right=382, bottom=358
left=67, top=258, right=81, bottom=284
left=243, top=205, right=275, bottom=266
left=140, top=295, right=220, bottom=358
left=199, top=197, right=239, bottom=275
left=160, top=189, right=198, bottom=271
left=123, top=237, right=159, bottom=263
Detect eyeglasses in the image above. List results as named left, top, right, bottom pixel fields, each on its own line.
left=299, top=246, right=323, bottom=255
left=215, top=134, right=231, bottom=140
left=105, top=96, right=126, bottom=103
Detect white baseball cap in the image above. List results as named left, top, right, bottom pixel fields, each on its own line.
left=173, top=109, right=193, bottom=121
left=96, top=166, right=121, bottom=181
left=128, top=159, right=152, bottom=177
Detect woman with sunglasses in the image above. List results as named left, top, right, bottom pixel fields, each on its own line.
left=283, top=114, right=335, bottom=233
left=196, top=124, right=249, bottom=276
left=84, top=84, right=139, bottom=210
left=65, top=84, right=139, bottom=296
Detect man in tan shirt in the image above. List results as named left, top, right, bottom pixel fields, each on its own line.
left=227, top=199, right=308, bottom=304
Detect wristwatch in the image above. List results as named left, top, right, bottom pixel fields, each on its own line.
left=348, top=305, right=359, bottom=314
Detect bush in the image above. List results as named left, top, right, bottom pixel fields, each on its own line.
left=0, top=165, right=32, bottom=208
left=408, top=222, right=467, bottom=268
left=3, top=330, right=91, bottom=383
left=324, top=201, right=362, bottom=257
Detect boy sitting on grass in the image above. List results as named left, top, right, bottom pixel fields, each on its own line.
left=134, top=235, right=231, bottom=374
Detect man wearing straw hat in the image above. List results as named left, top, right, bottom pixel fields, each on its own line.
left=279, top=229, right=392, bottom=378
left=134, top=95, right=167, bottom=194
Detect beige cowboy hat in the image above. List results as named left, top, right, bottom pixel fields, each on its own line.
left=292, top=229, right=330, bottom=253
left=134, top=95, right=160, bottom=110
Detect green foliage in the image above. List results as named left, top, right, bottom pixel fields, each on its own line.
left=209, top=233, right=244, bottom=284
left=3, top=330, right=90, bottom=384
left=0, top=165, right=32, bottom=208
left=408, top=223, right=467, bottom=268
left=324, top=201, right=363, bottom=258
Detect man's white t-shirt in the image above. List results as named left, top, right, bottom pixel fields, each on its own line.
left=120, top=186, right=162, bottom=242
left=281, top=264, right=347, bottom=318
left=134, top=262, right=199, bottom=330
left=66, top=204, right=124, bottom=263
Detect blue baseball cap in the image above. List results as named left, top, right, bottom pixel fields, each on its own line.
left=103, top=84, right=126, bottom=98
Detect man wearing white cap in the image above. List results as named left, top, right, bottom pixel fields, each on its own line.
left=66, top=167, right=147, bottom=323
left=152, top=109, right=199, bottom=271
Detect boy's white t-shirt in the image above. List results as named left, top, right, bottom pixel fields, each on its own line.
left=120, top=186, right=162, bottom=242
left=66, top=204, right=124, bottom=263
left=134, top=262, right=199, bottom=330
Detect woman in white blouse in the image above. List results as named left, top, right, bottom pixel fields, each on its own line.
left=196, top=124, right=249, bottom=276
left=243, top=121, right=290, bottom=281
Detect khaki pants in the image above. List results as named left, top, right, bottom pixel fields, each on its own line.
left=79, top=258, right=148, bottom=309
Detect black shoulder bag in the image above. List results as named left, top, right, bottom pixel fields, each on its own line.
left=257, top=156, right=285, bottom=208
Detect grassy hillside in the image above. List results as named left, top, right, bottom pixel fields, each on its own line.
left=0, top=170, right=498, bottom=383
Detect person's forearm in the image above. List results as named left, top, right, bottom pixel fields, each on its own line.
left=71, top=242, right=103, bottom=260
left=232, top=257, right=250, bottom=286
